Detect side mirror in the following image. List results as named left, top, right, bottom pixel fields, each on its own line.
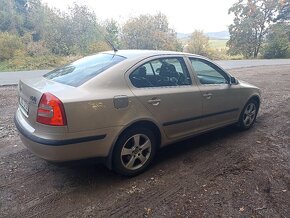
left=230, top=76, right=238, bottom=85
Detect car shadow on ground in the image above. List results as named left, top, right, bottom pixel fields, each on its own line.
left=45, top=124, right=248, bottom=187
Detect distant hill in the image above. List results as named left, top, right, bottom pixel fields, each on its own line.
left=177, top=31, right=230, bottom=40
left=206, top=31, right=230, bottom=40
left=176, top=32, right=191, bottom=40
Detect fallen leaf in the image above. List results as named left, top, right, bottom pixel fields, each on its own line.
left=239, top=207, right=245, bottom=212
left=144, top=207, right=151, bottom=214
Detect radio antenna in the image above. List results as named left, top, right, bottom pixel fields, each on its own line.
left=96, top=25, right=118, bottom=53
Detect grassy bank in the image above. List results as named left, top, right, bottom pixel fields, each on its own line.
left=0, top=55, right=81, bottom=72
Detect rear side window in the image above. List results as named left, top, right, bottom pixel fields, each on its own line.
left=129, top=57, right=192, bottom=88
left=44, top=54, right=126, bottom=86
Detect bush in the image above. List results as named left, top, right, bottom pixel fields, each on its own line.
left=3, top=54, right=81, bottom=71
left=88, top=41, right=111, bottom=54
left=0, top=32, right=25, bottom=61
left=26, top=41, right=49, bottom=56
left=262, top=23, right=290, bottom=59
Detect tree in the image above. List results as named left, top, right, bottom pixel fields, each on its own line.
left=186, top=30, right=210, bottom=56
left=263, top=23, right=290, bottom=58
left=27, top=3, right=102, bottom=55
left=104, top=19, right=121, bottom=49
left=121, top=13, right=182, bottom=51
left=275, top=0, right=290, bottom=21
left=0, top=0, right=28, bottom=35
left=227, top=0, right=288, bottom=58
left=67, top=4, right=100, bottom=54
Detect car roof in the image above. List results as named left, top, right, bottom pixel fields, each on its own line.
left=102, top=49, right=197, bottom=59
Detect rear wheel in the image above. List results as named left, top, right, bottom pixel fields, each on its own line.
left=237, top=99, right=258, bottom=130
left=112, top=127, right=156, bottom=176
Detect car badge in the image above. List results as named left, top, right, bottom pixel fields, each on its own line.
left=30, top=96, right=37, bottom=104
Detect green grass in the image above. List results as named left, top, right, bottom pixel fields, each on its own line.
left=0, top=55, right=81, bottom=72
left=209, top=39, right=228, bottom=50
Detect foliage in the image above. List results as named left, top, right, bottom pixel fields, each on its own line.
left=209, top=39, right=228, bottom=50
left=0, top=0, right=28, bottom=35
left=28, top=3, right=101, bottom=55
left=0, top=32, right=25, bottom=61
left=186, top=30, right=210, bottom=56
left=262, top=23, right=290, bottom=58
left=121, top=13, right=182, bottom=51
left=88, top=41, right=111, bottom=54
left=104, top=19, right=121, bottom=49
left=0, top=54, right=81, bottom=71
left=275, top=0, right=290, bottom=21
left=66, top=4, right=100, bottom=54
left=3, top=0, right=289, bottom=71
left=227, top=0, right=288, bottom=58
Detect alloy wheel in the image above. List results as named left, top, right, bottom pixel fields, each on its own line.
left=243, top=102, right=257, bottom=127
left=120, top=134, right=152, bottom=170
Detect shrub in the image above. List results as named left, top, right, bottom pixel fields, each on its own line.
left=88, top=41, right=111, bottom=54
left=262, top=23, right=290, bottom=59
left=26, top=41, right=49, bottom=56
left=0, top=32, right=25, bottom=61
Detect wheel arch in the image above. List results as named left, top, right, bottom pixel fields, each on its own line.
left=247, top=94, right=261, bottom=110
left=105, top=119, right=162, bottom=169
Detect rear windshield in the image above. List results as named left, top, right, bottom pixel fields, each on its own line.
left=44, top=53, right=126, bottom=86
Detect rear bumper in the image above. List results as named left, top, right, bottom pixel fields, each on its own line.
left=14, top=109, right=117, bottom=162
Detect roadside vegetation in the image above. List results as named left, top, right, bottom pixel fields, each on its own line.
left=0, top=0, right=289, bottom=71
left=227, top=0, right=290, bottom=58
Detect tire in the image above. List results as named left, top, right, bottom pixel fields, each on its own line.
left=112, top=127, right=157, bottom=176
left=237, top=99, right=259, bottom=130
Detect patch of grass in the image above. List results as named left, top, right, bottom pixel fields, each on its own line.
left=208, top=39, right=243, bottom=60
left=209, top=39, right=228, bottom=50
left=0, top=55, right=82, bottom=72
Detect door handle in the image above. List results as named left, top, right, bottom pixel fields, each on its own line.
left=203, top=93, right=213, bottom=99
left=148, top=98, right=161, bottom=106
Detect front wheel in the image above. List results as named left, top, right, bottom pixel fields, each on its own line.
left=112, top=127, right=157, bottom=176
left=237, top=99, right=259, bottom=130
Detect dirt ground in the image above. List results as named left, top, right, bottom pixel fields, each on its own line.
left=0, top=65, right=290, bottom=218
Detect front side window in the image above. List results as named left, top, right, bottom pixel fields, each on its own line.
left=129, top=57, right=192, bottom=88
left=190, top=58, right=229, bottom=85
left=44, top=53, right=126, bottom=87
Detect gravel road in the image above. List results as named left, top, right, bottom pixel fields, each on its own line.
left=0, top=65, right=290, bottom=217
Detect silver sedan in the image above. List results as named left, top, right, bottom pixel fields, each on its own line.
left=15, top=50, right=261, bottom=176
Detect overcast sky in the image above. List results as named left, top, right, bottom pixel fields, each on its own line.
left=41, top=0, right=237, bottom=33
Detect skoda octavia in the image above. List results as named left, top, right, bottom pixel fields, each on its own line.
left=15, top=50, right=261, bottom=176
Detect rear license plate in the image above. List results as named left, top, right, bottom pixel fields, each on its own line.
left=19, top=96, right=29, bottom=116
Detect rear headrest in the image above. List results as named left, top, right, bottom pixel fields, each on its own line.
left=168, top=64, right=177, bottom=73
left=159, top=63, right=171, bottom=77
left=138, top=66, right=146, bottom=77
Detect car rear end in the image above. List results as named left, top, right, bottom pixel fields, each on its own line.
left=14, top=53, right=130, bottom=162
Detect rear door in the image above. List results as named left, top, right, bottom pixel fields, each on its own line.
left=127, top=56, right=204, bottom=139
left=188, top=57, right=241, bottom=129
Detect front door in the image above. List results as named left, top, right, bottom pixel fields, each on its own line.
left=189, top=58, right=241, bottom=130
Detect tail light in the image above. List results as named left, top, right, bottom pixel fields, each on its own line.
left=37, top=92, right=67, bottom=126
